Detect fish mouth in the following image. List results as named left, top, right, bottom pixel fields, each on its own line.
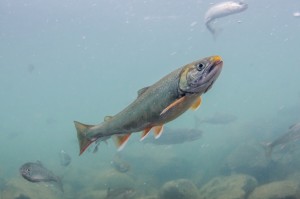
left=201, top=56, right=223, bottom=93
left=20, top=170, right=28, bottom=178
left=209, top=55, right=223, bottom=73
left=179, top=55, right=223, bottom=94
left=19, top=168, right=25, bottom=175
left=203, top=55, right=223, bottom=84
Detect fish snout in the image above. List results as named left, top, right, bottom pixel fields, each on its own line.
left=210, top=55, right=223, bottom=67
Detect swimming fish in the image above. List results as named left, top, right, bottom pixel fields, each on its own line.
left=143, top=127, right=202, bottom=145
left=59, top=150, right=71, bottom=167
left=74, top=55, right=223, bottom=155
left=111, top=154, right=130, bottom=173
left=262, top=122, right=300, bottom=157
left=19, top=161, right=63, bottom=192
left=204, top=1, right=248, bottom=37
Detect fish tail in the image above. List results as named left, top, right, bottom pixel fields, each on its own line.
left=74, top=121, right=95, bottom=155
left=261, top=142, right=273, bottom=157
left=205, top=21, right=221, bottom=40
left=205, top=21, right=216, bottom=38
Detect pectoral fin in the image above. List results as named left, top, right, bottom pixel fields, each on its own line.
left=140, top=127, right=152, bottom=141
left=160, top=96, right=186, bottom=115
left=190, top=96, right=201, bottom=111
left=114, top=134, right=131, bottom=151
left=153, top=125, right=164, bottom=139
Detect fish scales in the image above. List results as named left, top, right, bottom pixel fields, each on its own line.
left=75, top=55, right=223, bottom=154
left=100, top=67, right=187, bottom=133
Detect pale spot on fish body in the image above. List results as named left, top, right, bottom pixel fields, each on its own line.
left=293, top=12, right=300, bottom=17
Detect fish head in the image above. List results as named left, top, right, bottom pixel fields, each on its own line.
left=19, top=163, right=34, bottom=181
left=179, top=55, right=223, bottom=94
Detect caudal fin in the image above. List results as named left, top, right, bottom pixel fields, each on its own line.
left=261, top=142, right=273, bottom=157
left=74, top=121, right=95, bottom=155
left=205, top=21, right=222, bottom=40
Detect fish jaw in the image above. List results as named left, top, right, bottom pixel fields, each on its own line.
left=179, top=55, right=223, bottom=95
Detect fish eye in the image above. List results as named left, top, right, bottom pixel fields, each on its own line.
left=196, top=63, right=205, bottom=71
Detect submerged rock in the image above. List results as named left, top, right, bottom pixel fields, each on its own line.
left=2, top=178, right=62, bottom=199
left=199, top=174, right=257, bottom=199
left=14, top=194, right=31, bottom=199
left=105, top=187, right=136, bottom=199
left=287, top=172, right=300, bottom=184
left=225, top=142, right=268, bottom=173
left=0, top=177, right=7, bottom=191
left=91, top=169, right=135, bottom=190
left=248, top=180, right=300, bottom=199
left=138, top=196, right=158, bottom=199
left=159, top=179, right=199, bottom=199
left=78, top=189, right=106, bottom=199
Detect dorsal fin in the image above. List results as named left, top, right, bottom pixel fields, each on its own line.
left=36, top=160, right=43, bottom=166
left=137, top=86, right=150, bottom=97
left=104, top=116, right=113, bottom=122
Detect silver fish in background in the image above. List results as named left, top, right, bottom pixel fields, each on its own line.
left=60, top=150, right=71, bottom=167
left=262, top=122, right=300, bottom=157
left=204, top=1, right=248, bottom=37
left=143, top=127, right=202, bottom=145
left=111, top=154, right=130, bottom=173
left=19, top=161, right=63, bottom=192
left=105, top=187, right=136, bottom=199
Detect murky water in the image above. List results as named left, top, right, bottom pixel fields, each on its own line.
left=1, top=0, right=300, bottom=198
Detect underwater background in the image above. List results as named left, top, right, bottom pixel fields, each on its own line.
left=0, top=0, right=300, bottom=198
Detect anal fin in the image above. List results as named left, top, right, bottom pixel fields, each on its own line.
left=140, top=127, right=152, bottom=141
left=190, top=96, right=201, bottom=111
left=114, top=134, right=131, bottom=151
left=153, top=125, right=164, bottom=139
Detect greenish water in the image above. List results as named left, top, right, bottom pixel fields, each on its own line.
left=1, top=0, right=300, bottom=198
